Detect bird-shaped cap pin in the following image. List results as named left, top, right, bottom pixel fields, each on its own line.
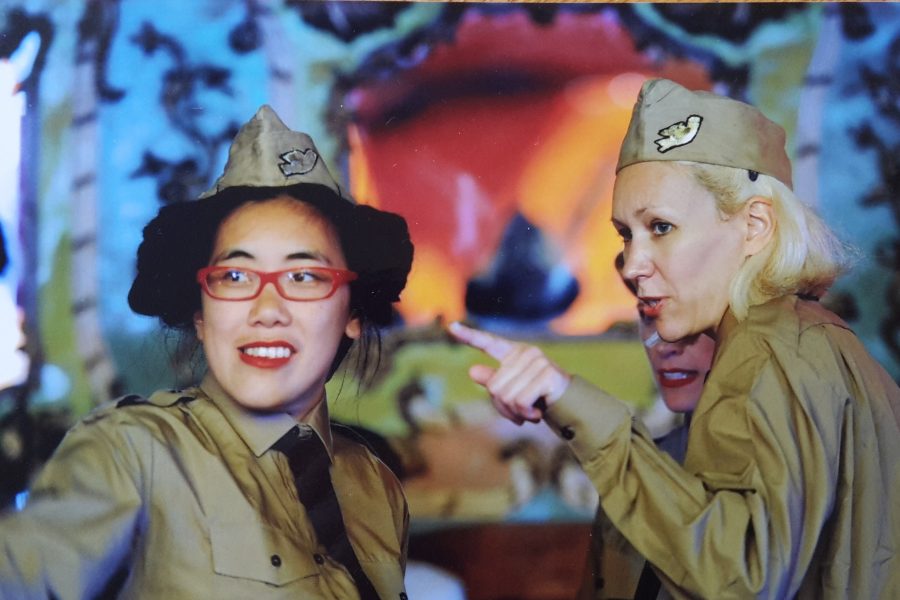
left=617, top=79, right=792, bottom=189
left=198, top=105, right=350, bottom=202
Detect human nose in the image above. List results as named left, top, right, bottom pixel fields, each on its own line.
left=651, top=337, right=682, bottom=360
left=621, top=242, right=653, bottom=282
left=248, top=281, right=291, bottom=326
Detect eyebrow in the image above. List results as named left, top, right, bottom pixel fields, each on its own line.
left=610, top=206, right=650, bottom=225
left=287, top=251, right=331, bottom=263
left=213, top=249, right=332, bottom=264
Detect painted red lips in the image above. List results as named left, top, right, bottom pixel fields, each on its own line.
left=656, top=369, right=700, bottom=389
left=639, top=297, right=663, bottom=318
left=238, top=341, right=297, bottom=369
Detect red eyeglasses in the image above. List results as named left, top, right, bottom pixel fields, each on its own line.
left=196, top=266, right=358, bottom=301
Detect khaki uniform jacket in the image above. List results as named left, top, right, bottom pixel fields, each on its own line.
left=549, top=296, right=900, bottom=599
left=0, top=374, right=409, bottom=600
left=577, top=424, right=690, bottom=600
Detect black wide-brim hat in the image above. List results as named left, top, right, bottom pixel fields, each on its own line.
left=128, top=105, right=413, bottom=329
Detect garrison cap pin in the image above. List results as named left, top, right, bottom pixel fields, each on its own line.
left=655, top=114, right=703, bottom=153
left=279, top=148, right=318, bottom=177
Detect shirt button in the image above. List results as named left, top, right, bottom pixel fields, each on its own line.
left=560, top=426, right=575, bottom=440
left=399, top=594, right=408, bottom=600
left=270, top=554, right=282, bottom=567
left=314, top=553, right=325, bottom=565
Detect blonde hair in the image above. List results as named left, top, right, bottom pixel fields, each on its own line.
left=680, top=162, right=853, bottom=320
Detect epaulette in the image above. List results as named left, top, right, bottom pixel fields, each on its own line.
left=331, top=421, right=405, bottom=479
left=331, top=422, right=378, bottom=455
left=115, top=394, right=146, bottom=408
left=115, top=389, right=197, bottom=409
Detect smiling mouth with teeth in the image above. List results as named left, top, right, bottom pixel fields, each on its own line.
left=239, top=343, right=296, bottom=368
left=656, top=369, right=699, bottom=388
left=242, top=346, right=293, bottom=359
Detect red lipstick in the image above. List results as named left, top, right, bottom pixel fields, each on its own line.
left=656, top=369, right=699, bottom=389
left=238, top=341, right=296, bottom=369
left=639, top=298, right=663, bottom=318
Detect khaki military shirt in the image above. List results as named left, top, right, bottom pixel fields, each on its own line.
left=577, top=424, right=690, bottom=600
left=0, top=373, right=409, bottom=599
left=550, top=295, right=900, bottom=599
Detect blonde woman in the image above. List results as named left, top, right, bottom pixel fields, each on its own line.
left=452, top=79, right=900, bottom=599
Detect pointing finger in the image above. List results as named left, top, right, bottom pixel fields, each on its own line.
left=448, top=322, right=515, bottom=361
left=468, top=364, right=495, bottom=387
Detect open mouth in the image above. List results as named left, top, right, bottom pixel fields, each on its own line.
left=656, top=369, right=699, bottom=388
left=242, top=346, right=293, bottom=359
left=239, top=342, right=296, bottom=368
left=639, top=297, right=663, bottom=318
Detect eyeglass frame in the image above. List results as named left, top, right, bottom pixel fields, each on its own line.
left=196, top=265, right=358, bottom=302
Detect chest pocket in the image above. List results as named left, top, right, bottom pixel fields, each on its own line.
left=209, top=519, right=319, bottom=586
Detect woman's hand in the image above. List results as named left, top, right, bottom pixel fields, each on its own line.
left=448, top=322, right=572, bottom=425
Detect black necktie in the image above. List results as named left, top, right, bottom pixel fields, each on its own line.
left=275, top=427, right=380, bottom=600
left=634, top=561, right=661, bottom=599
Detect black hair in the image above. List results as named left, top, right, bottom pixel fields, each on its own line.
left=128, top=184, right=413, bottom=380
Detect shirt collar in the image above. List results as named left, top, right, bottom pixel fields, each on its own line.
left=714, top=294, right=849, bottom=359
left=716, top=305, right=740, bottom=343
left=199, top=372, right=335, bottom=462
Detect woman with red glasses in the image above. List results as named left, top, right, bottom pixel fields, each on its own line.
left=0, top=106, right=413, bottom=599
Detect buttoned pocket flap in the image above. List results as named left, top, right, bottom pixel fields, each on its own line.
left=209, top=519, right=318, bottom=586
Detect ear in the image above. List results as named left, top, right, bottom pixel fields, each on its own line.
left=743, top=196, right=775, bottom=257
left=193, top=311, right=205, bottom=341
left=344, top=313, right=362, bottom=340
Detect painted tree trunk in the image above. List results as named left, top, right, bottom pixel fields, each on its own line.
left=793, top=4, right=842, bottom=207
left=70, top=35, right=118, bottom=404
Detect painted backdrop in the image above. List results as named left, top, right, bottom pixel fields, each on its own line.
left=1, top=1, right=898, bottom=522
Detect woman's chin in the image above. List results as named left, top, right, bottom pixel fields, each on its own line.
left=661, top=385, right=703, bottom=413
left=657, top=320, right=705, bottom=344
left=657, top=327, right=687, bottom=344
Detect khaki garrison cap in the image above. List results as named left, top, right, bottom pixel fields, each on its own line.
left=199, top=105, right=353, bottom=202
left=616, top=78, right=793, bottom=189
left=129, top=104, right=415, bottom=329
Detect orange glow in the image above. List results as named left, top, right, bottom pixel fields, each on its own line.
left=346, top=11, right=713, bottom=334
left=347, top=123, right=381, bottom=209
left=516, top=75, right=644, bottom=332
left=401, top=245, right=467, bottom=326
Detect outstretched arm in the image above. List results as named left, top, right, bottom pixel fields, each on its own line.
left=0, top=413, right=143, bottom=599
left=451, top=321, right=849, bottom=599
